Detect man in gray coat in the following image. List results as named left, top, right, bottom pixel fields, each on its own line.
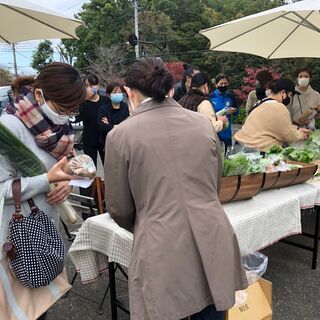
left=104, top=58, right=248, bottom=320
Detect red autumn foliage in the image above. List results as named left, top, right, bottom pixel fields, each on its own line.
left=164, top=62, right=185, bottom=82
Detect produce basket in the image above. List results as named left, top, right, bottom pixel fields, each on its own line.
left=219, top=173, right=264, bottom=203
left=261, top=161, right=318, bottom=190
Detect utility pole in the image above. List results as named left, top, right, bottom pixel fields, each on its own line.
left=133, top=0, right=140, bottom=60
left=12, top=43, right=18, bottom=77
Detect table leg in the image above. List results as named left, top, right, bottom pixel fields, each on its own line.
left=108, top=262, right=118, bottom=320
left=312, top=206, right=320, bottom=270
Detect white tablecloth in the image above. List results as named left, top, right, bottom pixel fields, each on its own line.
left=69, top=182, right=320, bottom=283
left=223, top=189, right=301, bottom=253
left=69, top=214, right=133, bottom=283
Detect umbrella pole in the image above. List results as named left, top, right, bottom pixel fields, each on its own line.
left=12, top=43, right=18, bottom=77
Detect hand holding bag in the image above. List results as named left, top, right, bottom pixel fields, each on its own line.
left=3, top=179, right=66, bottom=288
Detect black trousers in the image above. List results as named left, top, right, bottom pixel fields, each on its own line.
left=220, top=138, right=232, bottom=155
left=83, top=144, right=105, bottom=167
left=80, top=145, right=105, bottom=219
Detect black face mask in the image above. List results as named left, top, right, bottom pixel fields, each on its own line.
left=217, top=86, right=228, bottom=94
left=256, top=87, right=266, bottom=100
left=282, top=94, right=291, bottom=106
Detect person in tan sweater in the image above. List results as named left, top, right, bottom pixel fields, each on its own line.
left=235, top=79, right=310, bottom=151
left=179, top=72, right=227, bottom=132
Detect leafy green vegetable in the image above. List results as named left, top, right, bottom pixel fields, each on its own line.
left=223, top=155, right=250, bottom=177
left=0, top=123, right=47, bottom=176
left=267, top=144, right=283, bottom=154
left=282, top=147, right=295, bottom=157
left=306, top=130, right=320, bottom=146
left=285, top=149, right=314, bottom=163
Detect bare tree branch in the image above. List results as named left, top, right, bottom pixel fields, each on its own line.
left=88, top=44, right=131, bottom=86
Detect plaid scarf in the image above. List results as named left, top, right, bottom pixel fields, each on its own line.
left=7, top=86, right=74, bottom=160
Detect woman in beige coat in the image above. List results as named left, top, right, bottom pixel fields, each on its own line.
left=235, top=79, right=310, bottom=151
left=104, top=58, right=247, bottom=320
left=179, top=72, right=227, bottom=132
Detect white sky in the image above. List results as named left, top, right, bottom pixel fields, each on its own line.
left=0, top=0, right=88, bottom=75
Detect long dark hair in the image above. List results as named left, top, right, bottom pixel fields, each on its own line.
left=125, top=58, right=174, bottom=102
left=12, top=62, right=86, bottom=110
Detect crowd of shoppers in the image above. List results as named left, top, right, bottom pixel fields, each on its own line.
left=1, top=57, right=319, bottom=320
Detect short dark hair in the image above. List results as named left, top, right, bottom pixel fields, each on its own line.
left=270, top=78, right=297, bottom=94
left=125, top=58, right=174, bottom=102
left=296, top=67, right=312, bottom=78
left=191, top=72, right=211, bottom=89
left=106, top=80, right=124, bottom=95
left=85, top=73, right=99, bottom=86
left=12, top=62, right=86, bottom=111
left=182, top=63, right=195, bottom=78
left=215, top=73, right=229, bottom=84
left=255, top=70, right=274, bottom=88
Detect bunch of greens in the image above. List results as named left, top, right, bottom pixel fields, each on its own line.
left=267, top=144, right=283, bottom=154
left=282, top=147, right=314, bottom=163
left=306, top=130, right=320, bottom=147
left=223, top=154, right=250, bottom=177
left=266, top=136, right=320, bottom=163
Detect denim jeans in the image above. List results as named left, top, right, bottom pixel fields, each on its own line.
left=190, top=304, right=226, bottom=320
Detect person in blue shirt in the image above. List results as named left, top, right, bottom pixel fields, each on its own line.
left=209, top=74, right=239, bottom=153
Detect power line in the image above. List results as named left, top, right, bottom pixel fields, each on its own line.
left=64, top=0, right=86, bottom=13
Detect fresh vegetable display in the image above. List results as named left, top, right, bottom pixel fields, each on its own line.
left=222, top=154, right=249, bottom=177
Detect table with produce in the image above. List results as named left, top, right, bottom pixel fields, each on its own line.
left=219, top=131, right=320, bottom=268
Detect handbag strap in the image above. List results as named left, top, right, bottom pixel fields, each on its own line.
left=12, top=179, right=38, bottom=215
left=12, top=179, right=21, bottom=214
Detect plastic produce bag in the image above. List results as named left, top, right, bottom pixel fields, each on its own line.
left=233, top=252, right=268, bottom=307
left=63, top=155, right=96, bottom=179
left=242, top=251, right=268, bottom=285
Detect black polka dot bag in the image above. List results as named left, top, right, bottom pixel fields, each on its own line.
left=2, top=179, right=66, bottom=288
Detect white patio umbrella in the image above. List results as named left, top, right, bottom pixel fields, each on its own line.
left=0, top=0, right=83, bottom=74
left=200, top=0, right=320, bottom=59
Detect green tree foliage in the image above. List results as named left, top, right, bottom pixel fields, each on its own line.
left=75, top=0, right=134, bottom=68
left=62, top=0, right=320, bottom=95
left=31, top=40, right=54, bottom=72
left=57, top=39, right=78, bottom=65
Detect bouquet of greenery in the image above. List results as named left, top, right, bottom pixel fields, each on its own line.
left=0, top=123, right=80, bottom=224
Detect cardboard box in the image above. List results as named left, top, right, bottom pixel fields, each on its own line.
left=227, top=278, right=272, bottom=320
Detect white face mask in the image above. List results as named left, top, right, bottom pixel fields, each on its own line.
left=265, top=89, right=271, bottom=97
left=298, top=77, right=310, bottom=87
left=38, top=89, right=69, bottom=125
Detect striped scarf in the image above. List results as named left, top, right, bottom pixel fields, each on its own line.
left=7, top=86, right=74, bottom=160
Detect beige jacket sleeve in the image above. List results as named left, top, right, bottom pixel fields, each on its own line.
left=273, top=103, right=304, bottom=144
left=104, top=131, right=136, bottom=232
left=246, top=90, right=257, bottom=115
left=197, top=100, right=224, bottom=132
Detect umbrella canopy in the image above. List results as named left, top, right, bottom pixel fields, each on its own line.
left=0, top=0, right=82, bottom=44
left=200, top=0, right=320, bottom=59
